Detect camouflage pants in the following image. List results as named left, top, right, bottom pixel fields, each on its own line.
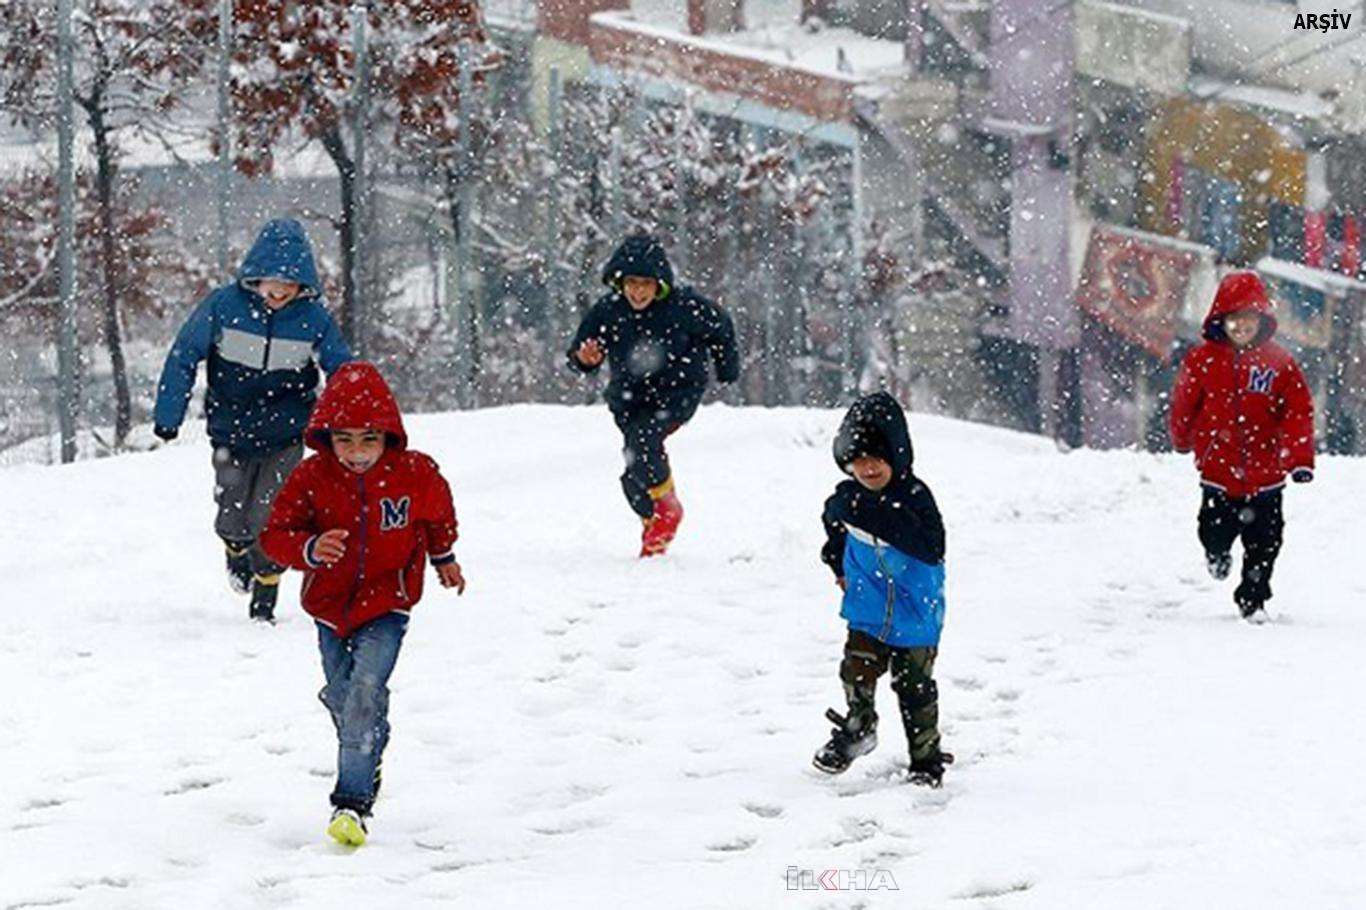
left=840, top=629, right=941, bottom=762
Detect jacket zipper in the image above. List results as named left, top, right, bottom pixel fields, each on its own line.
left=1233, top=349, right=1250, bottom=488
left=873, top=539, right=896, bottom=642
left=262, top=308, right=275, bottom=370
left=341, top=473, right=368, bottom=632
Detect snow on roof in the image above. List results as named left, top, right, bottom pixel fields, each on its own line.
left=1085, top=0, right=1190, bottom=31
left=1190, top=76, right=1335, bottom=121
left=0, top=124, right=338, bottom=181
left=483, top=0, right=536, bottom=29
left=596, top=3, right=906, bottom=83
left=1257, top=256, right=1366, bottom=295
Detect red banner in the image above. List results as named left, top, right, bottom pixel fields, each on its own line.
left=1075, top=225, right=1200, bottom=359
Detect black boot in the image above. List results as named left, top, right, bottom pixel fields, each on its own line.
left=908, top=750, right=955, bottom=788
left=249, top=574, right=279, bottom=623
left=1237, top=595, right=1268, bottom=624
left=812, top=706, right=878, bottom=774
left=225, top=544, right=252, bottom=594
left=1205, top=550, right=1232, bottom=581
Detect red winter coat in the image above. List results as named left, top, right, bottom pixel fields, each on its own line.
left=1169, top=271, right=1315, bottom=498
left=261, top=362, right=458, bottom=637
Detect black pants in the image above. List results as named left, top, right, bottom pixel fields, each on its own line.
left=840, top=629, right=941, bottom=762
left=613, top=398, right=699, bottom=518
left=1198, top=486, right=1284, bottom=607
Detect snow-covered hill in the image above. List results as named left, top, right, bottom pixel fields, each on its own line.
left=3, top=405, right=1364, bottom=909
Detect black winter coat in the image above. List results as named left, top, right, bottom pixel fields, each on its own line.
left=568, top=235, right=739, bottom=416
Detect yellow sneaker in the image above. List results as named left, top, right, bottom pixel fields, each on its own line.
left=327, top=808, right=367, bottom=846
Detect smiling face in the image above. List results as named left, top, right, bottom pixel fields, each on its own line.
left=622, top=275, right=659, bottom=311
left=1223, top=310, right=1261, bottom=348
left=850, top=454, right=893, bottom=491
left=257, top=278, right=302, bottom=311
left=331, top=428, right=385, bottom=474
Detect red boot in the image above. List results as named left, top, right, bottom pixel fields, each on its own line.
left=640, top=481, right=683, bottom=557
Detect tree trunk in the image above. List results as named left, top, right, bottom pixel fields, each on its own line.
left=319, top=124, right=359, bottom=348
left=444, top=166, right=480, bottom=406
left=87, top=101, right=132, bottom=448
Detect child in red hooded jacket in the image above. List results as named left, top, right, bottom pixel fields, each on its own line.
left=261, top=361, right=465, bottom=846
left=1169, top=271, right=1315, bottom=622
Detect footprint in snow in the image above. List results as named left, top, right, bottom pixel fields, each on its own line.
left=22, top=796, right=67, bottom=811
left=164, top=777, right=224, bottom=796
left=828, top=816, right=881, bottom=847
left=743, top=802, right=784, bottom=819
left=706, top=835, right=756, bottom=852
left=529, top=816, right=606, bottom=836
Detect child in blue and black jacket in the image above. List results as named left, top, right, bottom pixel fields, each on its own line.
left=813, top=391, right=953, bottom=787
left=153, top=218, right=352, bottom=622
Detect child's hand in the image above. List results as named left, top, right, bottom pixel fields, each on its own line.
left=437, top=561, right=466, bottom=594
left=576, top=338, right=605, bottom=367
left=836, top=576, right=847, bottom=592
left=313, top=529, right=349, bottom=565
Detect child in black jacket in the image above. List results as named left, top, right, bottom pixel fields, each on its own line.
left=815, top=392, right=952, bottom=786
left=568, top=234, right=740, bottom=557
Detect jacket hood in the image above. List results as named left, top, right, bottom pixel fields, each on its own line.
left=602, top=233, right=675, bottom=298
left=305, top=361, right=406, bottom=454
left=238, top=218, right=323, bottom=301
left=1203, top=270, right=1277, bottom=343
left=833, top=391, right=914, bottom=479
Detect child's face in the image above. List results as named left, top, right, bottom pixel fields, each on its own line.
left=258, top=278, right=302, bottom=310
left=851, top=455, right=893, bottom=491
left=622, top=276, right=658, bottom=311
left=1223, top=310, right=1261, bottom=347
left=331, top=428, right=385, bottom=473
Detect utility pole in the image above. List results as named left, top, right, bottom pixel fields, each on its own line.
left=56, top=0, right=79, bottom=463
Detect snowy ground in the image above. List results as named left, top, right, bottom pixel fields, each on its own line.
left=3, top=405, right=1365, bottom=909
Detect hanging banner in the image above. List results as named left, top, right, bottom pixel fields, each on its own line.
left=1075, top=224, right=1201, bottom=359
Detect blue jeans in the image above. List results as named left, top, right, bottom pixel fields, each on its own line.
left=317, top=612, right=408, bottom=814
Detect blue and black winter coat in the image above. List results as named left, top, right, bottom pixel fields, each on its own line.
left=567, top=235, right=740, bottom=418
left=153, top=219, right=352, bottom=456
left=821, top=392, right=947, bottom=648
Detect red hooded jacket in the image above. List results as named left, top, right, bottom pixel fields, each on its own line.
left=261, top=362, right=458, bottom=637
left=1169, top=271, right=1315, bottom=498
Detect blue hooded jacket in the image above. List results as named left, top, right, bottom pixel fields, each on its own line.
left=821, top=392, right=947, bottom=648
left=153, top=219, right=352, bottom=456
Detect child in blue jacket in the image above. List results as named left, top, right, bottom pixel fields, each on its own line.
left=813, top=392, right=953, bottom=786
left=153, top=218, right=352, bottom=621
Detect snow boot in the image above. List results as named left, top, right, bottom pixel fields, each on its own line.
left=1238, top=596, right=1269, bottom=624
left=1206, top=550, right=1232, bottom=581
left=640, top=478, right=683, bottom=558
left=249, top=574, right=280, bottom=623
left=908, top=749, right=955, bottom=788
left=225, top=543, right=252, bottom=594
left=812, top=707, right=878, bottom=774
left=327, top=807, right=368, bottom=846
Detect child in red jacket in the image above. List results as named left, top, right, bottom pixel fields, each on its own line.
left=1169, top=271, right=1315, bottom=622
left=261, top=361, right=465, bottom=846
